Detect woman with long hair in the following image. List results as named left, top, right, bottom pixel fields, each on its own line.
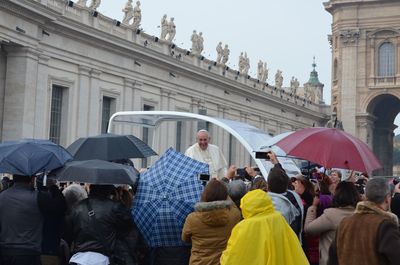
left=304, top=181, right=360, bottom=265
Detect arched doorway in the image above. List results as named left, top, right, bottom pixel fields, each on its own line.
left=367, top=94, right=400, bottom=175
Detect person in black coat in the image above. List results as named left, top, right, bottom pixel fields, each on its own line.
left=66, top=184, right=134, bottom=264
left=0, top=175, right=64, bottom=265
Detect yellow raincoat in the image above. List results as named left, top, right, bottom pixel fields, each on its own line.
left=220, top=190, right=309, bottom=265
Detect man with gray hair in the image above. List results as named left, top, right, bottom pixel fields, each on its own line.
left=185, top=130, right=227, bottom=179
left=329, top=178, right=400, bottom=265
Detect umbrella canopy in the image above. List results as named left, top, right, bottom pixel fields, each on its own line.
left=133, top=147, right=209, bottom=247
left=53, top=159, right=138, bottom=185
left=67, top=133, right=157, bottom=161
left=275, top=127, right=382, bottom=173
left=0, top=139, right=72, bottom=176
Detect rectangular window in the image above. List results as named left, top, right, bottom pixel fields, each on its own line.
left=378, top=42, right=395, bottom=77
left=101, top=96, right=115, bottom=134
left=142, top=104, right=155, bottom=167
left=49, top=85, right=68, bottom=145
left=198, top=108, right=209, bottom=131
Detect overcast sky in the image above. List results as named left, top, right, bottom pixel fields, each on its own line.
left=96, top=0, right=399, bottom=134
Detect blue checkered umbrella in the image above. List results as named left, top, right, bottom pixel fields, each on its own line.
left=133, top=147, right=209, bottom=247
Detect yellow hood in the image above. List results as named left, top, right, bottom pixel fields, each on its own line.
left=221, top=190, right=309, bottom=265
left=240, top=189, right=274, bottom=219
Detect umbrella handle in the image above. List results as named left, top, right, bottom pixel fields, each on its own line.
left=43, top=173, right=47, bottom=186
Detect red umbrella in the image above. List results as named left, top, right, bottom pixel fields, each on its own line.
left=275, top=127, right=382, bottom=173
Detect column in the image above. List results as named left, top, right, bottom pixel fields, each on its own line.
left=121, top=78, right=135, bottom=134
left=396, top=36, right=400, bottom=79
left=88, top=69, right=101, bottom=135
left=239, top=111, right=248, bottom=165
left=158, top=88, right=173, bottom=152
left=373, top=126, right=395, bottom=176
left=356, top=113, right=376, bottom=149
left=0, top=48, right=7, bottom=141
left=339, top=30, right=360, bottom=135
left=189, top=97, right=201, bottom=144
left=75, top=65, right=90, bottom=138
left=2, top=46, right=40, bottom=140
left=369, top=37, right=375, bottom=79
left=217, top=104, right=229, bottom=159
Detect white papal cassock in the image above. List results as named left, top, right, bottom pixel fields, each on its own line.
left=185, top=143, right=228, bottom=179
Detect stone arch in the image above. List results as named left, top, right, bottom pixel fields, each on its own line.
left=361, top=91, right=400, bottom=112
left=366, top=94, right=400, bottom=175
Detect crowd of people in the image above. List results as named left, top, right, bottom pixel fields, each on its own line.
left=0, top=130, right=400, bottom=265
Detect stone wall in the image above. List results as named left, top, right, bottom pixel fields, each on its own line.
left=0, top=0, right=329, bottom=167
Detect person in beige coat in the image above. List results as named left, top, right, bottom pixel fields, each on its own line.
left=182, top=179, right=241, bottom=265
left=304, top=181, right=359, bottom=265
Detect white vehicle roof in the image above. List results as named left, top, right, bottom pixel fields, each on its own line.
left=108, top=111, right=300, bottom=178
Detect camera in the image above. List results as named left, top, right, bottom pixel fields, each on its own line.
left=236, top=168, right=254, bottom=181
left=255, top=151, right=271, bottom=160
left=393, top=177, right=400, bottom=186
left=198, top=173, right=210, bottom=182
left=355, top=178, right=366, bottom=194
left=236, top=168, right=248, bottom=178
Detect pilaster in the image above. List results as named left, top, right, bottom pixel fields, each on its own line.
left=339, top=29, right=360, bottom=136
left=75, top=65, right=91, bottom=138
left=88, top=69, right=101, bottom=135
left=34, top=53, right=50, bottom=138
left=2, top=46, right=40, bottom=140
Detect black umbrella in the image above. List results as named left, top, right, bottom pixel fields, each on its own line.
left=67, top=133, right=157, bottom=161
left=53, top=160, right=138, bottom=185
left=0, top=139, right=72, bottom=176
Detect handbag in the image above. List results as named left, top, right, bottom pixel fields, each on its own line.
left=86, top=199, right=126, bottom=265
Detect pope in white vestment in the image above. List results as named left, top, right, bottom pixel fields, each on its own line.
left=185, top=130, right=228, bottom=179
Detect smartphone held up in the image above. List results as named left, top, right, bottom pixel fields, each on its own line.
left=255, top=151, right=271, bottom=160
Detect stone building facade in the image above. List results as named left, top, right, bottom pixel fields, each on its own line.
left=0, top=0, right=328, bottom=166
left=325, top=0, right=400, bottom=175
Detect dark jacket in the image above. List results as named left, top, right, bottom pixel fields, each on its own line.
left=66, top=196, right=133, bottom=256
left=149, top=246, right=191, bottom=265
left=38, top=185, right=67, bottom=255
left=0, top=182, right=43, bottom=254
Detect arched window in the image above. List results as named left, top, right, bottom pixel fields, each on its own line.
left=378, top=42, right=395, bottom=76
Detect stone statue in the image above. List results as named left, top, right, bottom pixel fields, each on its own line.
left=243, top=52, right=250, bottom=75
left=257, top=60, right=263, bottom=80
left=239, top=52, right=245, bottom=73
left=132, top=1, right=141, bottom=28
left=290, top=76, right=299, bottom=95
left=122, top=0, right=134, bottom=25
left=197, top=32, right=204, bottom=54
left=216, top=42, right=223, bottom=63
left=76, top=0, right=87, bottom=7
left=221, top=44, right=230, bottom=65
left=160, top=14, right=168, bottom=40
left=166, top=17, right=176, bottom=42
left=89, top=0, right=101, bottom=10
left=275, top=70, right=283, bottom=89
left=191, top=30, right=199, bottom=54
left=261, top=62, right=268, bottom=82
left=325, top=112, right=344, bottom=130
